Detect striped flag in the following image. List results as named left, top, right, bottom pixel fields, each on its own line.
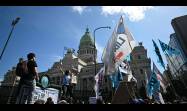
left=153, top=62, right=167, bottom=93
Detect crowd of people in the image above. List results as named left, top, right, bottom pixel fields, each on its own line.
left=14, top=52, right=187, bottom=104
left=15, top=52, right=39, bottom=104
left=15, top=52, right=78, bottom=104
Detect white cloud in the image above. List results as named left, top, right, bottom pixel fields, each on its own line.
left=72, top=6, right=88, bottom=14
left=101, top=6, right=154, bottom=22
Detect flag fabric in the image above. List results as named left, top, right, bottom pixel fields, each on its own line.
left=152, top=39, right=165, bottom=70
left=153, top=92, right=165, bottom=104
left=153, top=62, right=167, bottom=93
left=159, top=39, right=180, bottom=56
left=109, top=66, right=125, bottom=91
left=147, top=62, right=165, bottom=104
left=102, top=16, right=136, bottom=75
left=147, top=69, right=160, bottom=99
left=124, top=54, right=131, bottom=62
left=94, top=67, right=105, bottom=99
left=102, top=27, right=117, bottom=75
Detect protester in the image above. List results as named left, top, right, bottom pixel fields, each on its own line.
left=45, top=97, right=54, bottom=104
left=17, top=53, right=39, bottom=104
left=69, top=68, right=77, bottom=99
left=62, top=70, right=72, bottom=99
left=15, top=58, right=27, bottom=104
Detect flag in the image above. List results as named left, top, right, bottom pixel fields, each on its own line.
left=153, top=92, right=165, bottom=104
left=158, top=39, right=180, bottom=56
left=153, top=62, right=167, bottom=93
left=94, top=67, right=105, bottom=99
left=152, top=39, right=165, bottom=70
left=147, top=65, right=160, bottom=99
left=102, top=16, right=136, bottom=75
left=147, top=62, right=165, bottom=104
left=124, top=54, right=131, bottom=62
left=109, top=66, right=125, bottom=91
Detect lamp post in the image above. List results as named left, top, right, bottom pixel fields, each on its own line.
left=93, top=26, right=111, bottom=76
left=0, top=17, right=20, bottom=61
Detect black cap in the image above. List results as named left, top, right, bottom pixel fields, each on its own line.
left=27, top=52, right=36, bottom=60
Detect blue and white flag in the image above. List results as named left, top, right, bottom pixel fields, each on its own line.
left=152, top=39, right=165, bottom=70
left=109, top=66, right=125, bottom=91
left=147, top=69, right=160, bottom=99
left=159, top=39, right=180, bottom=56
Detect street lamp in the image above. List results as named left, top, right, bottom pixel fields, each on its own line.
left=0, top=17, right=20, bottom=61
left=93, top=26, right=111, bottom=76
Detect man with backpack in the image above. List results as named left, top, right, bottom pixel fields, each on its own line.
left=16, top=53, right=39, bottom=104
left=15, top=58, right=27, bottom=104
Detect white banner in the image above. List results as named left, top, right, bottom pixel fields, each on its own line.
left=114, top=34, right=136, bottom=66
left=31, top=86, right=59, bottom=104
left=102, top=16, right=136, bottom=75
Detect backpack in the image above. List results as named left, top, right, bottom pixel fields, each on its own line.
left=16, top=60, right=28, bottom=77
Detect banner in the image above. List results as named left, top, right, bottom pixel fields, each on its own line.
left=102, top=16, right=136, bottom=75
left=31, top=86, right=59, bottom=104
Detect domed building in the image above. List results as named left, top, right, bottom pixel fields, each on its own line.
left=37, top=28, right=112, bottom=103
left=78, top=28, right=97, bottom=64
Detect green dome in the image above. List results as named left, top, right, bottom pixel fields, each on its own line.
left=79, top=28, right=94, bottom=48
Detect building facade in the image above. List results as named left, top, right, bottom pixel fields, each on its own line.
left=1, top=67, right=19, bottom=86
left=166, top=33, right=187, bottom=80
left=38, top=28, right=112, bottom=102
left=171, top=15, right=187, bottom=58
left=129, top=42, right=152, bottom=90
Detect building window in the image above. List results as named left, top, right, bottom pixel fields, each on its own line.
left=140, top=69, right=143, bottom=74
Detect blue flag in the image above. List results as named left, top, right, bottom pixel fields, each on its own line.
left=147, top=71, right=160, bottom=99
left=158, top=39, right=180, bottom=56
left=147, top=62, right=161, bottom=99
left=110, top=66, right=124, bottom=91
left=152, top=39, right=165, bottom=70
left=123, top=54, right=131, bottom=62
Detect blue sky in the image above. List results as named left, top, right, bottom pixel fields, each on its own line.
left=0, top=6, right=187, bottom=81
